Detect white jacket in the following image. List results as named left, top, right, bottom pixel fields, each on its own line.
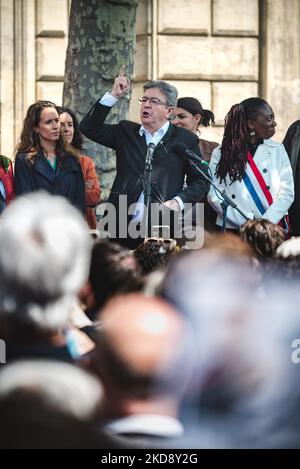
left=207, top=139, right=294, bottom=228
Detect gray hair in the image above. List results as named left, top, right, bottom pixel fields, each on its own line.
left=0, top=191, right=91, bottom=331
left=0, top=360, right=102, bottom=421
left=143, top=80, right=178, bottom=107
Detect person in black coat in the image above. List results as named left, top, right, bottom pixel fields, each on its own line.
left=14, top=100, right=85, bottom=214
left=80, top=68, right=209, bottom=248
left=283, top=120, right=300, bottom=236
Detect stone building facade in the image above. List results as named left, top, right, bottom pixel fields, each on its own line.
left=0, top=0, right=299, bottom=157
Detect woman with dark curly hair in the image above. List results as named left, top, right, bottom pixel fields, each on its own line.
left=239, top=219, right=285, bottom=262
left=208, top=97, right=294, bottom=232
left=14, top=100, right=85, bottom=213
left=58, top=106, right=101, bottom=228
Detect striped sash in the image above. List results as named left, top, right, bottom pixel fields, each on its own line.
left=243, top=151, right=290, bottom=236
left=243, top=151, right=272, bottom=214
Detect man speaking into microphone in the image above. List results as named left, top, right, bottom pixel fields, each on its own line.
left=80, top=67, right=209, bottom=248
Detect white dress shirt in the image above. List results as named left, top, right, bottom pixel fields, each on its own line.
left=99, top=92, right=184, bottom=219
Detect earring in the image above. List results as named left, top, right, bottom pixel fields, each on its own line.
left=249, top=130, right=255, bottom=137
left=195, top=124, right=200, bottom=135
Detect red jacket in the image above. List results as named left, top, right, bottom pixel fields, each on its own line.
left=0, top=158, right=14, bottom=204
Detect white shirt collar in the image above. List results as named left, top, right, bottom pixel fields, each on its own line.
left=139, top=121, right=170, bottom=145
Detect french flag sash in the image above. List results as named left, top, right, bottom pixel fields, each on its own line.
left=243, top=151, right=290, bottom=236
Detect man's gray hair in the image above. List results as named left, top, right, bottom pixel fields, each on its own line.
left=0, top=360, right=102, bottom=421
left=0, top=191, right=91, bottom=331
left=143, top=80, right=178, bottom=107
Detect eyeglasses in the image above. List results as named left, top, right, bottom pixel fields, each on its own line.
left=138, top=97, right=168, bottom=106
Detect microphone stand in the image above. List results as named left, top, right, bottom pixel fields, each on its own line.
left=189, top=159, right=249, bottom=231
left=143, top=148, right=154, bottom=238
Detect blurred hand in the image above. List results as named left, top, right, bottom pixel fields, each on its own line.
left=111, top=65, right=130, bottom=98
left=164, top=199, right=181, bottom=211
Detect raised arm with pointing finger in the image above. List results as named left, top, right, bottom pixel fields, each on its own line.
left=80, top=68, right=209, bottom=248
left=111, top=65, right=130, bottom=98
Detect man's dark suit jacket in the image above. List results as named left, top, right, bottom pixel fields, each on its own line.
left=80, top=102, right=209, bottom=244
left=283, top=120, right=300, bottom=236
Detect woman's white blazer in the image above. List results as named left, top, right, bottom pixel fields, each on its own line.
left=207, top=139, right=294, bottom=228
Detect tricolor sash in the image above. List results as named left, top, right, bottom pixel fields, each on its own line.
left=243, top=151, right=290, bottom=236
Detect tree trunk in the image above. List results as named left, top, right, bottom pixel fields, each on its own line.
left=63, top=0, right=138, bottom=201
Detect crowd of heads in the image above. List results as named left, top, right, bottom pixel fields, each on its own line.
left=1, top=190, right=300, bottom=448
left=0, top=77, right=299, bottom=448
left=0, top=192, right=91, bottom=343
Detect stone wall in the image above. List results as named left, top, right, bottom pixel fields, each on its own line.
left=130, top=0, right=300, bottom=143
left=0, top=0, right=70, bottom=157
left=263, top=0, right=300, bottom=140
left=36, top=0, right=69, bottom=104
left=0, top=0, right=299, bottom=156
left=130, top=0, right=260, bottom=145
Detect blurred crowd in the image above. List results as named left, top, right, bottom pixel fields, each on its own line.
left=1, top=192, right=300, bottom=448
left=1, top=74, right=300, bottom=449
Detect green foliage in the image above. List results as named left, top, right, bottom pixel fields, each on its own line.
left=0, top=155, right=11, bottom=172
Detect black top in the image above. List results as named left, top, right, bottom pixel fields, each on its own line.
left=14, top=150, right=86, bottom=214
left=248, top=139, right=264, bottom=157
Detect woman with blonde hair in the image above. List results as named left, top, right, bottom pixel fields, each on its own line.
left=14, top=100, right=85, bottom=213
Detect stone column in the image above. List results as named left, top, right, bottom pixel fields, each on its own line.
left=263, top=0, right=300, bottom=140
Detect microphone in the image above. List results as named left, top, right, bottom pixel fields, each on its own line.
left=173, top=142, right=208, bottom=166
left=145, top=142, right=155, bottom=168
